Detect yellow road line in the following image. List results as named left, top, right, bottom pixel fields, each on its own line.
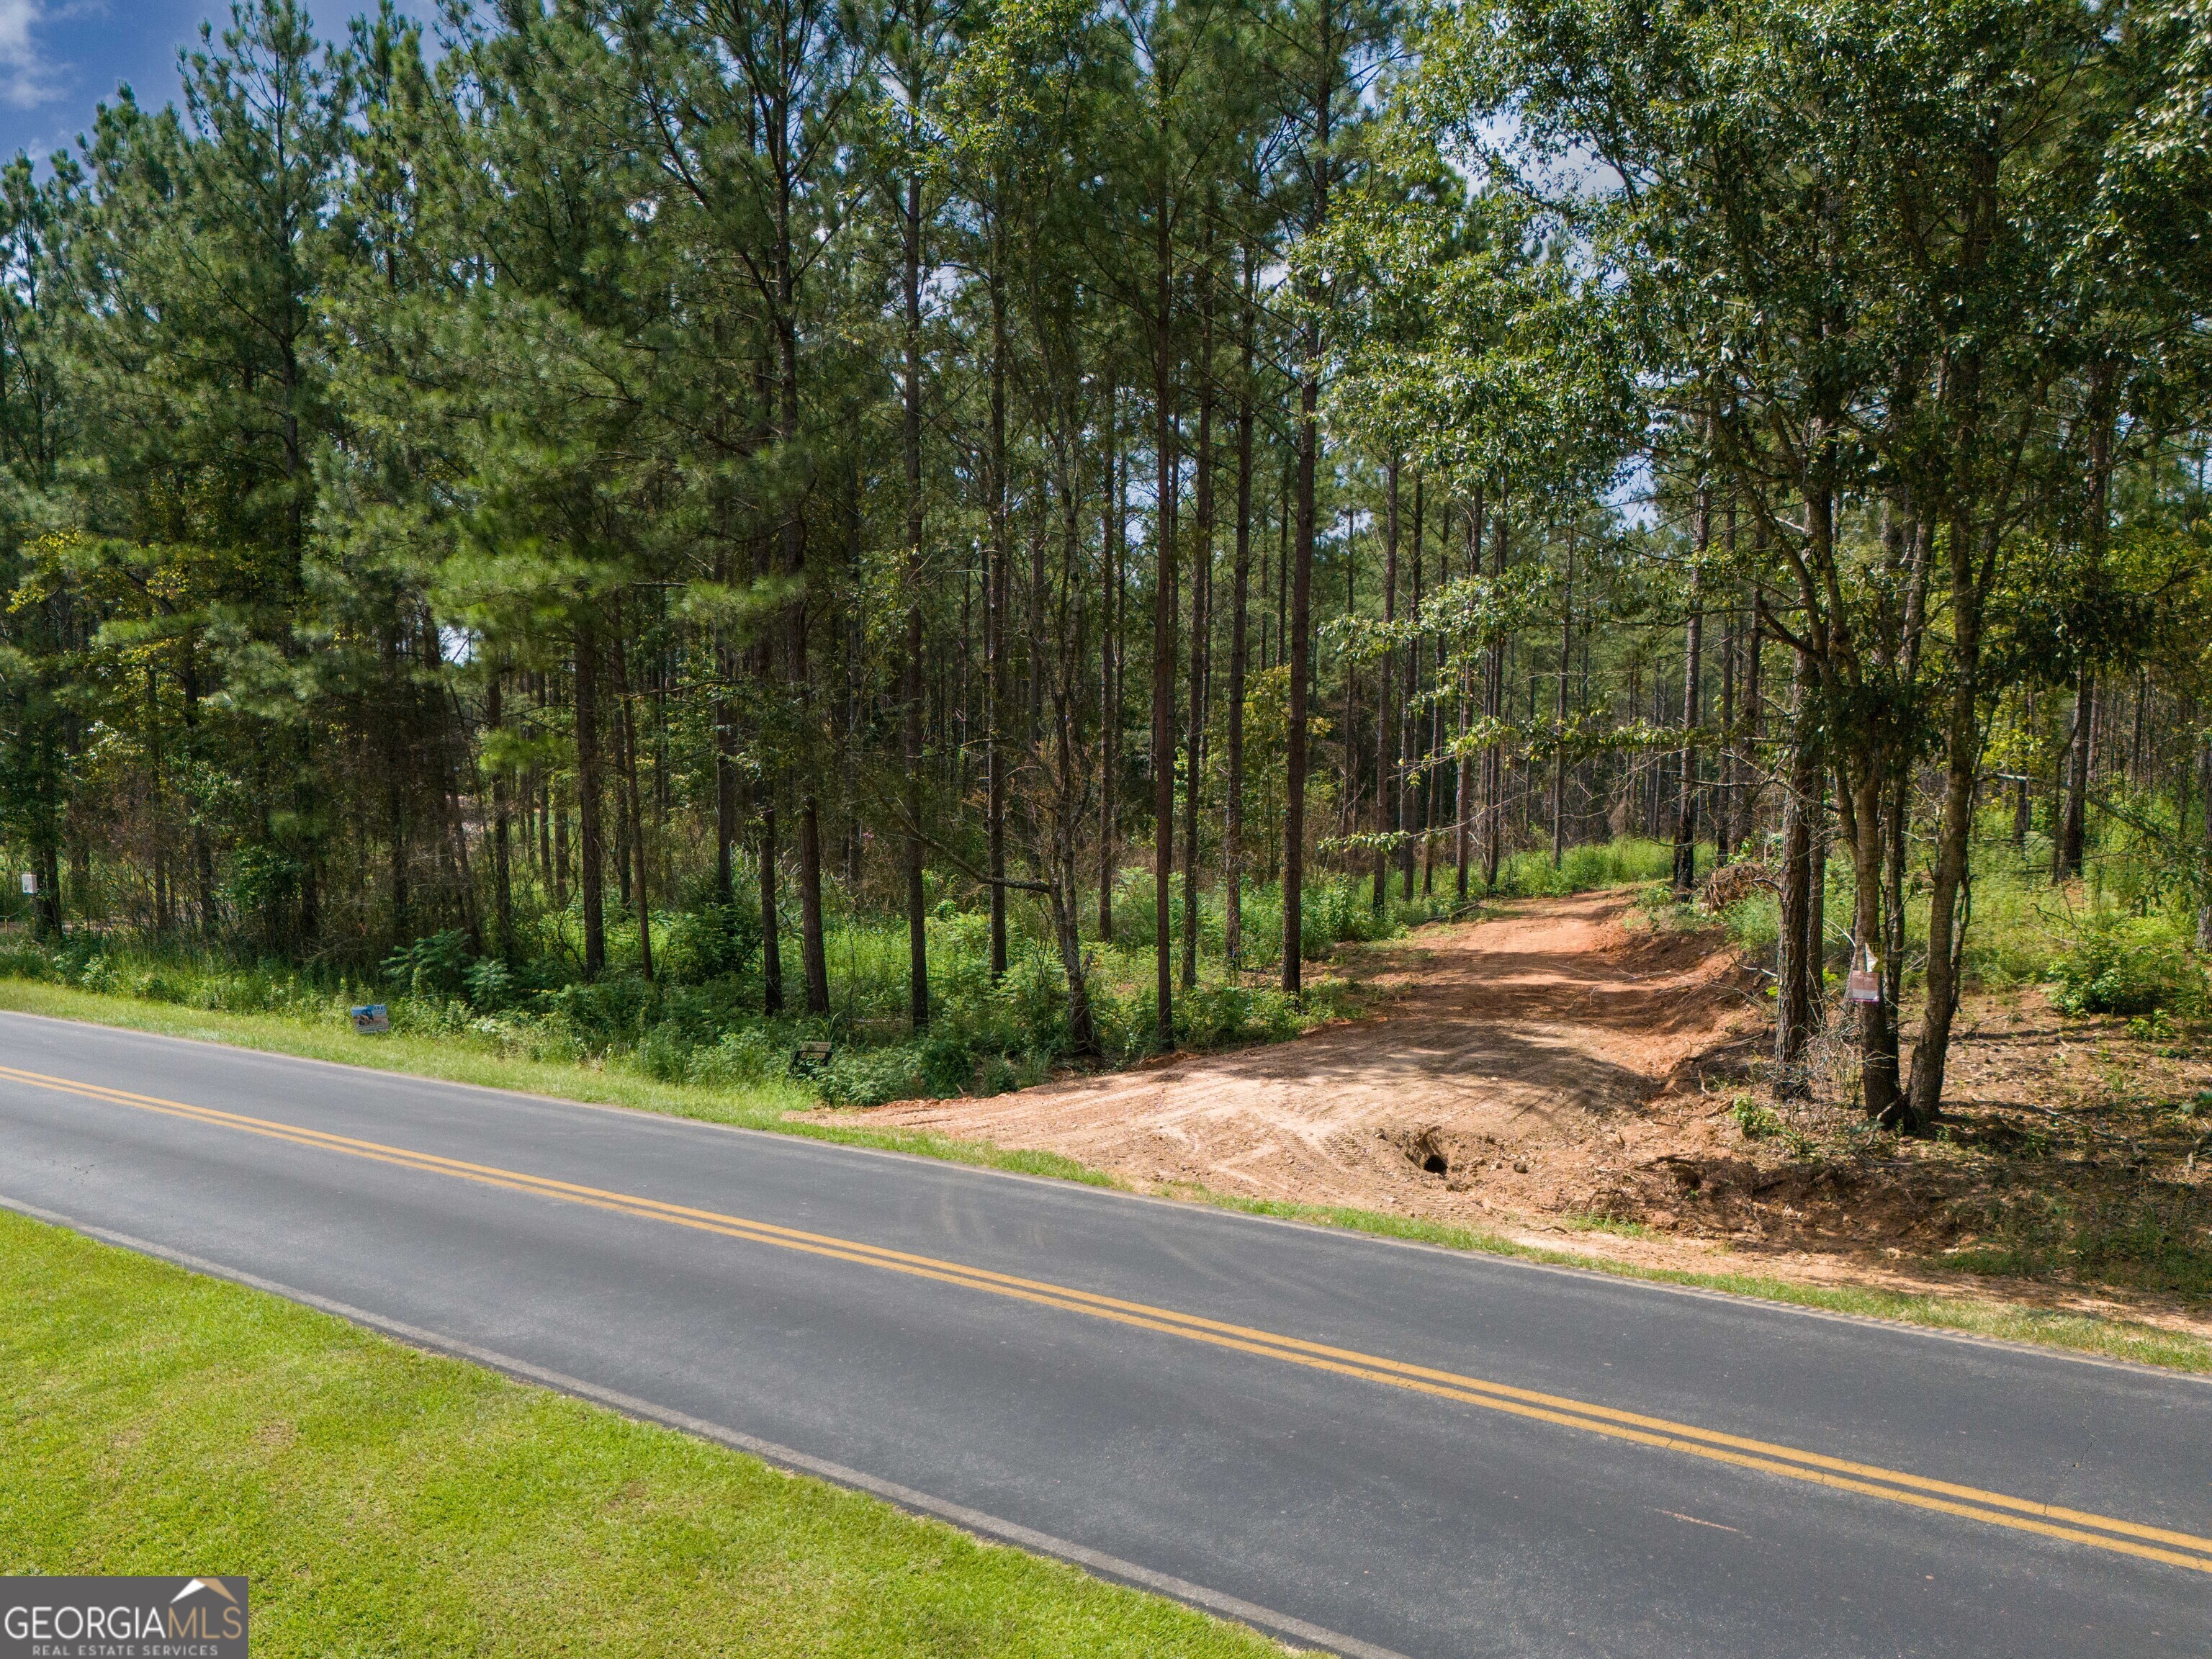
left=8, top=1059, right=2211, bottom=1575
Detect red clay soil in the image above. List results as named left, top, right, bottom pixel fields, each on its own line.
left=863, top=890, right=1761, bottom=1223
left=848, top=889, right=2212, bottom=1340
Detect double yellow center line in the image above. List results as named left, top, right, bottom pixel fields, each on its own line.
left=8, top=1058, right=2210, bottom=1576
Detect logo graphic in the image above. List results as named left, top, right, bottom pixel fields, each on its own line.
left=1, top=1575, right=248, bottom=1657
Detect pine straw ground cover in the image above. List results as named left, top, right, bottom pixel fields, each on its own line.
left=1630, top=984, right=2212, bottom=1305
left=0, top=1209, right=1283, bottom=1659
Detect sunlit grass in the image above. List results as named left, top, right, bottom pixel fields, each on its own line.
left=0, top=1208, right=1284, bottom=1658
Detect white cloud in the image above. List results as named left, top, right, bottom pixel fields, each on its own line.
left=0, top=0, right=57, bottom=110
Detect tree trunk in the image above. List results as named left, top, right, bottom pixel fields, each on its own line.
left=1455, top=497, right=1477, bottom=902
left=759, top=796, right=783, bottom=1013
left=1483, top=493, right=1507, bottom=889
left=799, top=795, right=828, bottom=1012
left=1100, top=372, right=1120, bottom=942
left=1840, top=765, right=1902, bottom=1123
left=2057, top=666, right=2092, bottom=881
left=608, top=635, right=655, bottom=981
left=1671, top=481, right=1707, bottom=896
left=1774, top=644, right=1817, bottom=1096
left=1905, top=509, right=1989, bottom=1132
left=1282, top=23, right=1332, bottom=999
left=902, top=168, right=930, bottom=1028
left=1283, top=373, right=1316, bottom=993
left=989, top=274, right=1010, bottom=979
left=488, top=670, right=514, bottom=961
left=1181, top=261, right=1215, bottom=991
left=1552, top=527, right=1573, bottom=868
left=1151, top=176, right=1179, bottom=1043
left=1716, top=601, right=1737, bottom=863
left=1224, top=289, right=1254, bottom=968
left=573, top=623, right=608, bottom=978
left=1377, top=454, right=1400, bottom=908
left=1742, top=571, right=1763, bottom=845
left=2198, top=737, right=2212, bottom=951
left=714, top=633, right=737, bottom=904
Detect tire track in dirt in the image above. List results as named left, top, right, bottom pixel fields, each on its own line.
left=858, top=890, right=1760, bottom=1218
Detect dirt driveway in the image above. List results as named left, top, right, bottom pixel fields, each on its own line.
left=849, top=888, right=2212, bottom=1342
left=861, top=889, right=1760, bottom=1219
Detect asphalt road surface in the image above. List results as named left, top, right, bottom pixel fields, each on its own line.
left=4, top=1009, right=2208, bottom=1658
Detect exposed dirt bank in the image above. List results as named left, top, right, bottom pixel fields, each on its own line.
left=845, top=889, right=2212, bottom=1341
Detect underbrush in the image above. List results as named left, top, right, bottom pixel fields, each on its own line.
left=1676, top=816, right=2209, bottom=1026
left=1493, top=837, right=1678, bottom=899
left=0, top=837, right=1709, bottom=1112
left=0, top=873, right=1393, bottom=1110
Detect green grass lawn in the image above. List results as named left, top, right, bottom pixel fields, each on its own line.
left=0, top=1208, right=1282, bottom=1658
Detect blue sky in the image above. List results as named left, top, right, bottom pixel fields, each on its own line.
left=0, top=1, right=387, bottom=163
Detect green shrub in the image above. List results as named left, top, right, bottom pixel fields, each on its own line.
left=685, top=1028, right=787, bottom=1087
left=380, top=929, right=473, bottom=1000
left=665, top=902, right=760, bottom=984
left=2049, top=917, right=2204, bottom=1017
left=819, top=1044, right=928, bottom=1107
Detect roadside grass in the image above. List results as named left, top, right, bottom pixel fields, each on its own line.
left=9, top=974, right=2211, bottom=1375
left=0, top=1208, right=1282, bottom=1659
left=0, top=980, right=1113, bottom=1187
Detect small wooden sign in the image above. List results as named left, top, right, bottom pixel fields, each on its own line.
left=351, top=1003, right=391, bottom=1034
left=789, top=1040, right=833, bottom=1077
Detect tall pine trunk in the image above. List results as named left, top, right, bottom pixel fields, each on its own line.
left=1376, top=455, right=1400, bottom=909
left=902, top=168, right=930, bottom=1029
left=1282, top=22, right=1333, bottom=999
left=488, top=669, right=514, bottom=961
left=1181, top=258, right=1215, bottom=991
left=608, top=632, right=655, bottom=981
left=573, top=620, right=607, bottom=978
left=1151, top=168, right=1179, bottom=1042
left=1100, top=372, right=1120, bottom=942
left=1552, top=529, right=1572, bottom=868
left=1774, top=643, right=1818, bottom=1096
left=1225, top=302, right=1254, bottom=968
left=1671, top=477, right=1708, bottom=896
left=1483, top=494, right=1506, bottom=888
left=989, top=272, right=1010, bottom=979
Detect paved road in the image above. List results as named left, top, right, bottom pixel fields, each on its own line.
left=2, top=1010, right=2208, bottom=1658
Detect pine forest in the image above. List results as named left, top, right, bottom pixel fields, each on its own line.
left=1, top=0, right=2209, bottom=1138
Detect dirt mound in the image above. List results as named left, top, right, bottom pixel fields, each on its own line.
left=857, top=890, right=1763, bottom=1220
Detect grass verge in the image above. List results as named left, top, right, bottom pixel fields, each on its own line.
left=6, top=977, right=2207, bottom=1377
left=0, top=1207, right=1281, bottom=1658
left=0, top=979, right=1114, bottom=1187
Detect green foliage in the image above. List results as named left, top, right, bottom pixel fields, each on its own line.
left=2050, top=916, right=2206, bottom=1017
left=1729, top=1094, right=1817, bottom=1157
left=1489, top=837, right=1677, bottom=899
left=381, top=929, right=474, bottom=999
